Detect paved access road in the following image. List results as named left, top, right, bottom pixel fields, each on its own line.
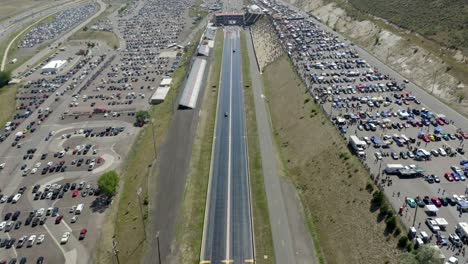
left=201, top=27, right=254, bottom=264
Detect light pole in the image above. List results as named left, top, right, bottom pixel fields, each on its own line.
left=112, top=239, right=120, bottom=264
left=150, top=118, right=157, bottom=160
left=156, top=231, right=162, bottom=264
left=137, top=187, right=146, bottom=240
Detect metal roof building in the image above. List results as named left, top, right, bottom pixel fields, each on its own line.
left=41, top=60, right=66, bottom=73
left=179, top=58, right=207, bottom=109
left=198, top=45, right=210, bottom=56
left=150, top=86, right=171, bottom=105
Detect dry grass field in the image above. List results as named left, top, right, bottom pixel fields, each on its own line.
left=262, top=55, right=401, bottom=264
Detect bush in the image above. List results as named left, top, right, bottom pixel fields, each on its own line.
left=372, top=190, right=384, bottom=207
left=386, top=215, right=397, bottom=232
left=0, top=71, right=11, bottom=88
left=98, top=170, right=119, bottom=197
left=394, top=226, right=401, bottom=236
left=398, top=236, right=408, bottom=248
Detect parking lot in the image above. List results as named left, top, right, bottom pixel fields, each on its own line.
left=0, top=0, right=195, bottom=262
left=254, top=0, right=468, bottom=262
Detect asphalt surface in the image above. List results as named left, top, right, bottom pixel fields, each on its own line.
left=245, top=28, right=317, bottom=264
left=201, top=27, right=254, bottom=264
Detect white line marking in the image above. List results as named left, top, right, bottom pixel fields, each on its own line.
left=226, top=28, right=234, bottom=261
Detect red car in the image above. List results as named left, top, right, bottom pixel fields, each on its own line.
left=55, top=215, right=63, bottom=224
left=431, top=197, right=442, bottom=207
left=436, top=118, right=445, bottom=126
left=445, top=172, right=454, bottom=182
left=421, top=135, right=430, bottom=143
left=72, top=190, right=79, bottom=197
left=460, top=131, right=468, bottom=139
left=79, top=228, right=87, bottom=240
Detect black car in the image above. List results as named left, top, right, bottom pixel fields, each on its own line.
left=15, top=221, right=21, bottom=229
left=4, top=213, right=11, bottom=221
left=70, top=183, right=76, bottom=190
left=439, top=197, right=448, bottom=206
left=32, top=217, right=39, bottom=227
left=447, top=197, right=457, bottom=206
left=25, top=216, right=33, bottom=226
left=423, top=196, right=431, bottom=204
left=37, top=257, right=44, bottom=264
left=32, top=185, right=40, bottom=193
left=8, top=258, right=16, bottom=264
left=6, top=238, right=15, bottom=249
left=12, top=211, right=20, bottom=221
left=40, top=153, right=47, bottom=160
left=0, top=238, right=7, bottom=247
left=19, top=257, right=26, bottom=264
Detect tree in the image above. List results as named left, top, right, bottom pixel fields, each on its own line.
left=385, top=215, right=397, bottom=232
left=0, top=71, right=11, bottom=88
left=98, top=170, right=119, bottom=197
left=136, top=110, right=150, bottom=124
left=400, top=246, right=443, bottom=264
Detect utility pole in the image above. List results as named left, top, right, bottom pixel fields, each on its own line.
left=150, top=118, right=157, bottom=160
left=137, top=187, right=146, bottom=240
left=156, top=231, right=162, bottom=264
left=112, top=239, right=120, bottom=264
left=412, top=204, right=418, bottom=227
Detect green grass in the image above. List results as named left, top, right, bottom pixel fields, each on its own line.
left=347, top=0, right=468, bottom=50
left=176, top=29, right=223, bottom=264
left=69, top=29, right=120, bottom=49
left=96, top=28, right=204, bottom=264
left=0, top=85, right=18, bottom=127
left=240, top=31, right=275, bottom=264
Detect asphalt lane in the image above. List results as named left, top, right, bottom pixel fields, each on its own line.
left=202, top=27, right=253, bottom=264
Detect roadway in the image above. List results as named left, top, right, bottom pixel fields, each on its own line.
left=201, top=27, right=254, bottom=264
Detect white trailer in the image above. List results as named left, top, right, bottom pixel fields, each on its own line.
left=456, top=222, right=468, bottom=239
left=384, top=164, right=404, bottom=174
left=75, top=203, right=84, bottom=215
left=434, top=218, right=448, bottom=230
left=349, top=135, right=366, bottom=156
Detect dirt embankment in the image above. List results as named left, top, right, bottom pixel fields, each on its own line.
left=284, top=0, right=468, bottom=116
left=251, top=17, right=400, bottom=264
left=251, top=17, right=284, bottom=71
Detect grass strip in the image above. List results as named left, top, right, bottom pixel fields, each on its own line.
left=176, top=29, right=223, bottom=264
left=240, top=31, right=275, bottom=264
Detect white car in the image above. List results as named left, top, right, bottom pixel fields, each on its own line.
left=46, top=192, right=53, bottom=199
left=0, top=163, right=5, bottom=169
left=37, top=208, right=45, bottom=217
left=37, top=234, right=45, bottom=244
left=426, top=218, right=441, bottom=232
left=47, top=161, right=53, bottom=167
left=0, top=221, right=6, bottom=230
left=71, top=215, right=78, bottom=223
left=0, top=196, right=8, bottom=203
left=31, top=168, right=37, bottom=174
left=34, top=162, right=41, bottom=168
left=60, top=232, right=71, bottom=244
left=446, top=256, right=459, bottom=264
left=438, top=148, right=447, bottom=156
left=69, top=205, right=76, bottom=214
left=374, top=152, right=382, bottom=160
left=27, top=235, right=36, bottom=247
